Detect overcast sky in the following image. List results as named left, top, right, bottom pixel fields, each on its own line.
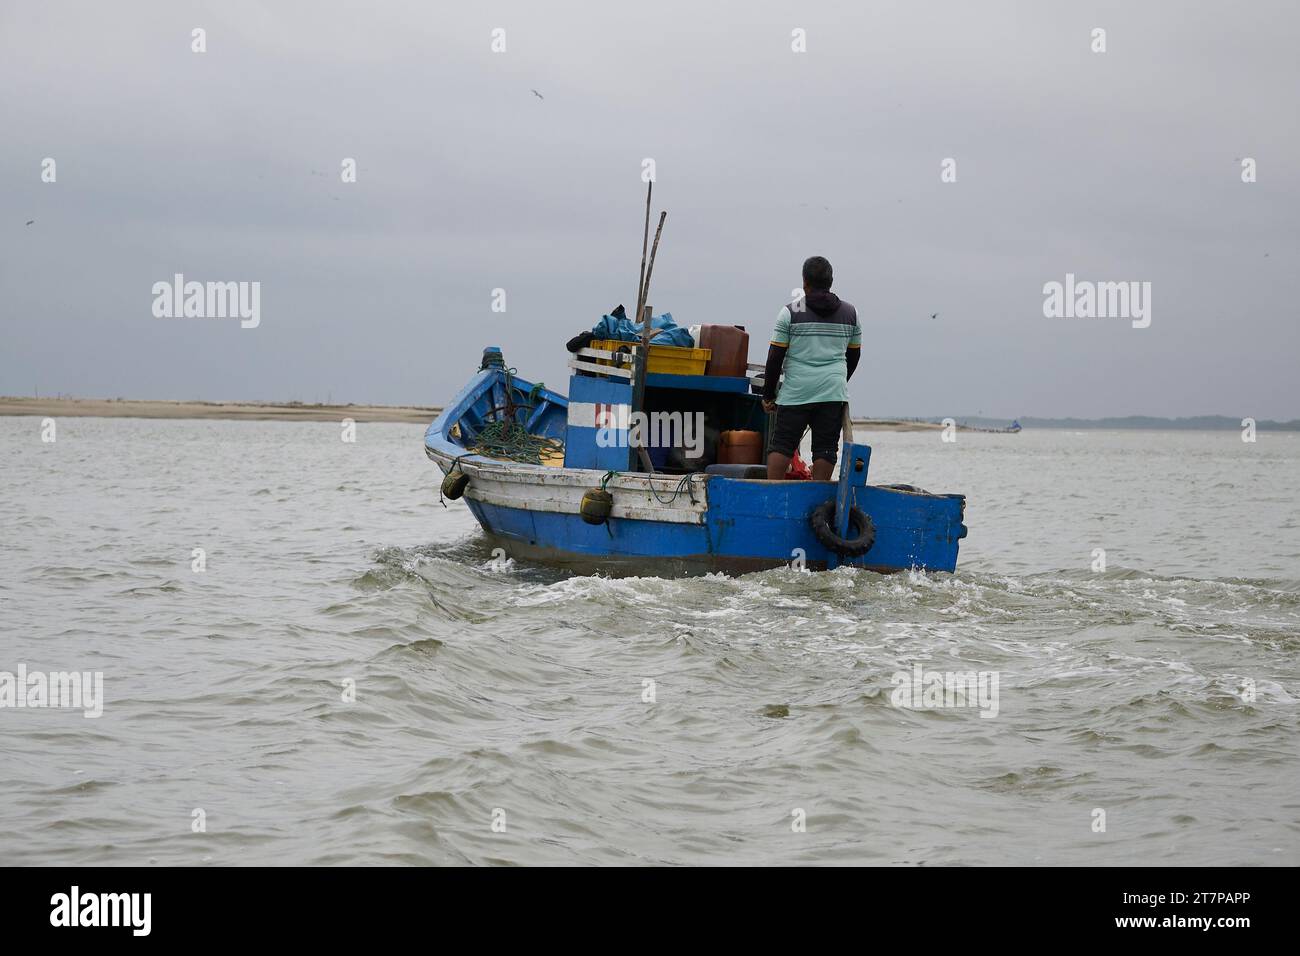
left=2, top=0, right=1296, bottom=418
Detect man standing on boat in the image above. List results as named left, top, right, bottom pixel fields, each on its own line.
left=762, top=255, right=861, bottom=481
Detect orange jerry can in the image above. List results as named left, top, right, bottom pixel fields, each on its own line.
left=718, top=429, right=764, bottom=465
left=697, top=325, right=750, bottom=377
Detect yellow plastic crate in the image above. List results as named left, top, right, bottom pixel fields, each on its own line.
left=590, top=339, right=711, bottom=376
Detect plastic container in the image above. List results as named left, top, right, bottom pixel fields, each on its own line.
left=589, top=339, right=711, bottom=376
left=697, top=325, right=750, bottom=377
left=718, top=429, right=764, bottom=465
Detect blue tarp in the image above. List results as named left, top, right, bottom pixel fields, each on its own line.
left=591, top=311, right=693, bottom=348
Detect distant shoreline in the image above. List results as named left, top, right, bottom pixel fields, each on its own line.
left=0, top=398, right=970, bottom=430
left=2, top=397, right=1293, bottom=431
left=0, top=397, right=441, bottom=424
left=0, top=397, right=939, bottom=429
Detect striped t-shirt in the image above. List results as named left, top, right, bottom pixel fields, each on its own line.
left=771, top=298, right=861, bottom=406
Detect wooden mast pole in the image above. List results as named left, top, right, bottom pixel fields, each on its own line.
left=635, top=182, right=651, bottom=326
left=629, top=183, right=652, bottom=471
left=629, top=184, right=665, bottom=473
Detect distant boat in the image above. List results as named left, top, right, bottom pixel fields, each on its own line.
left=424, top=345, right=967, bottom=574
left=963, top=419, right=1021, bottom=434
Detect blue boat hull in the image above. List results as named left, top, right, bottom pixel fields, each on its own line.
left=467, top=485, right=964, bottom=574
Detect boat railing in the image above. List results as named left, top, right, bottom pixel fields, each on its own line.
left=569, top=346, right=635, bottom=379
left=570, top=346, right=770, bottom=391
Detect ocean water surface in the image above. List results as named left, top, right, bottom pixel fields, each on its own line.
left=1, top=418, right=1297, bottom=865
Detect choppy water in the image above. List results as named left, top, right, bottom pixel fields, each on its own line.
left=2, top=417, right=1297, bottom=865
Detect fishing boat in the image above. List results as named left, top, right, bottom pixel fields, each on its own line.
left=423, top=344, right=968, bottom=574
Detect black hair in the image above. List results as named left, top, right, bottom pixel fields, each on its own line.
left=802, top=256, right=833, bottom=290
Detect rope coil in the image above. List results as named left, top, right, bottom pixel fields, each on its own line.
left=471, top=419, right=564, bottom=464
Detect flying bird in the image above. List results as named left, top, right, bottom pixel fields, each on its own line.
left=25, top=219, right=35, bottom=226
left=930, top=312, right=938, bottom=320
left=531, top=89, right=544, bottom=100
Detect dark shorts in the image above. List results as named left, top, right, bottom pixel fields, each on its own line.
left=770, top=401, right=845, bottom=463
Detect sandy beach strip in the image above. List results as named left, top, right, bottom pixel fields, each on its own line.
left=850, top=418, right=947, bottom=432
left=0, top=397, right=442, bottom=424
left=2, top=397, right=959, bottom=430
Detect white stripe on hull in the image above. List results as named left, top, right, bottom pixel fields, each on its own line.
left=430, top=450, right=707, bottom=525
left=566, top=401, right=631, bottom=430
